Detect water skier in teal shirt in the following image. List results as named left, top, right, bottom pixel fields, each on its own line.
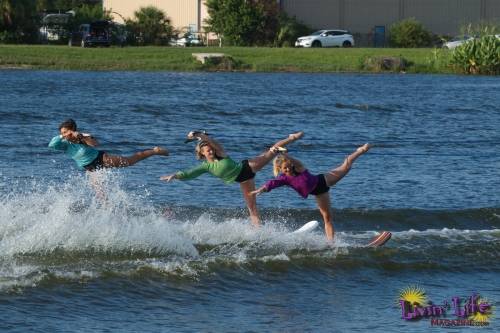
left=160, top=131, right=303, bottom=227
left=49, top=119, right=169, bottom=171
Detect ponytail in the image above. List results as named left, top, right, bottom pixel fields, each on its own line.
left=273, top=155, right=285, bottom=177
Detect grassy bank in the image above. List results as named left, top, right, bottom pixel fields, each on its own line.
left=0, top=45, right=455, bottom=73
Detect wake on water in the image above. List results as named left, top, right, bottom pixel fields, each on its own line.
left=1, top=171, right=499, bottom=292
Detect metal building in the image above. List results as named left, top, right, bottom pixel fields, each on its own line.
left=103, top=0, right=208, bottom=34
left=282, top=0, right=500, bottom=44
left=103, top=0, right=500, bottom=45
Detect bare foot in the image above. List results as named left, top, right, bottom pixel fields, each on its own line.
left=357, top=143, right=371, bottom=154
left=289, top=131, right=304, bottom=141
left=153, top=147, right=169, bottom=156
left=270, top=146, right=288, bottom=154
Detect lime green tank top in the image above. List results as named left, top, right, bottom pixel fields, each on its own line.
left=176, top=157, right=243, bottom=184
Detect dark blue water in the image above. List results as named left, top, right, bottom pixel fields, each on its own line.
left=1, top=70, right=499, bottom=332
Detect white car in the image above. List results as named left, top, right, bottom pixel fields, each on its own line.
left=295, top=30, right=354, bottom=48
left=442, top=35, right=474, bottom=49
left=169, top=34, right=203, bottom=47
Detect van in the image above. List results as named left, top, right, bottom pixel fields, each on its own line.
left=69, top=21, right=111, bottom=47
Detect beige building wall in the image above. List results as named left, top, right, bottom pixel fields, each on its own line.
left=103, top=0, right=500, bottom=39
left=282, top=0, right=500, bottom=36
left=104, top=0, right=208, bottom=33
left=282, top=0, right=341, bottom=29
left=344, top=0, right=399, bottom=33
left=485, top=0, right=500, bottom=21
left=200, top=1, right=209, bottom=31
left=404, top=0, right=480, bottom=35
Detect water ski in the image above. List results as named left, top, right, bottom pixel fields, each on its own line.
left=292, top=220, right=319, bottom=234
left=291, top=221, right=391, bottom=247
left=366, top=231, right=392, bottom=247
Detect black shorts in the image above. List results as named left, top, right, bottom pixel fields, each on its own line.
left=234, top=159, right=256, bottom=183
left=310, top=174, right=330, bottom=196
left=84, top=151, right=105, bottom=171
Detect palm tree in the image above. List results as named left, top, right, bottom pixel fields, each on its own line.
left=132, top=6, right=172, bottom=45
left=0, top=0, right=14, bottom=27
left=1, top=0, right=38, bottom=42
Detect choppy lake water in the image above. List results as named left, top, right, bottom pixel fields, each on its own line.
left=1, top=70, right=499, bottom=332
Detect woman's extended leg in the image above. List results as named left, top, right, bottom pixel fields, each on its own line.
left=324, top=143, right=370, bottom=187
left=102, top=147, right=168, bottom=168
left=239, top=179, right=261, bottom=227
left=315, top=193, right=334, bottom=241
left=248, top=131, right=303, bottom=172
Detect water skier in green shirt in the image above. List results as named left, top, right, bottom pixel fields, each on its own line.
left=160, top=131, right=303, bottom=226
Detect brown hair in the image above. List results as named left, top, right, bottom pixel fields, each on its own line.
left=59, top=119, right=77, bottom=131
left=195, top=140, right=212, bottom=160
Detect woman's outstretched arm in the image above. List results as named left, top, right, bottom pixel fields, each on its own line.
left=82, top=134, right=98, bottom=147
left=250, top=176, right=289, bottom=196
left=160, top=163, right=209, bottom=182
left=77, top=132, right=99, bottom=147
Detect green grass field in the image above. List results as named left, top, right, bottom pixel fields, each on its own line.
left=0, top=45, right=455, bottom=73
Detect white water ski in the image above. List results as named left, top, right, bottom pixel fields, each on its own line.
left=366, top=231, right=392, bottom=247
left=292, top=220, right=319, bottom=234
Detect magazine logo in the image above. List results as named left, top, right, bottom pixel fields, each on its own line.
left=398, top=285, right=493, bottom=327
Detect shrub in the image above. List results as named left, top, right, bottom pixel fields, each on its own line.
left=460, top=22, right=499, bottom=38
left=205, top=0, right=279, bottom=46
left=451, top=35, right=500, bottom=75
left=360, top=56, right=411, bottom=72
left=275, top=13, right=311, bottom=47
left=0, top=0, right=39, bottom=43
left=201, top=55, right=247, bottom=71
left=389, top=18, right=432, bottom=48
left=69, top=4, right=112, bottom=31
left=0, top=30, right=20, bottom=43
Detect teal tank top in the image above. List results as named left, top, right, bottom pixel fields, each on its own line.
left=48, top=135, right=100, bottom=170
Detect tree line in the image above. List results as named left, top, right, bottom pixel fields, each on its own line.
left=0, top=0, right=311, bottom=46
left=5, top=0, right=489, bottom=49
left=1, top=0, right=109, bottom=43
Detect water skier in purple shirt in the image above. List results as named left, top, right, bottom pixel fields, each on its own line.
left=251, top=143, right=371, bottom=240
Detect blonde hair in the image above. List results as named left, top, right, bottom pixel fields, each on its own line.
left=195, top=141, right=212, bottom=160
left=273, top=154, right=292, bottom=177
